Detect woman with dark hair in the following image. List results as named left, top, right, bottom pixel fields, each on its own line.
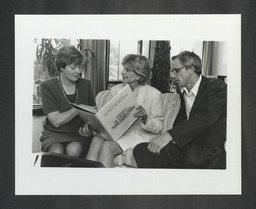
left=86, top=54, right=164, bottom=167
left=39, top=45, right=96, bottom=158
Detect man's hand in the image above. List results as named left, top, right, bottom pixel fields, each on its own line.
left=147, top=132, right=173, bottom=155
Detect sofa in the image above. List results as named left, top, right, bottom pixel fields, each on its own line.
left=95, top=90, right=181, bottom=167
left=32, top=90, right=180, bottom=168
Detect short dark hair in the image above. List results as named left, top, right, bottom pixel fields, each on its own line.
left=172, top=51, right=202, bottom=75
left=55, top=45, right=86, bottom=71
left=122, top=54, right=150, bottom=85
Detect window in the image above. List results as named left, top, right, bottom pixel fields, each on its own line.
left=170, top=40, right=203, bottom=59
left=108, top=40, right=143, bottom=82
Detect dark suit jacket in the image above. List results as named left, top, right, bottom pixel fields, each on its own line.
left=168, top=76, right=227, bottom=169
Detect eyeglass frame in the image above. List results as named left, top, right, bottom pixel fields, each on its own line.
left=170, top=65, right=194, bottom=75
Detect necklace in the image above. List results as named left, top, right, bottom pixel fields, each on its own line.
left=57, top=76, right=78, bottom=103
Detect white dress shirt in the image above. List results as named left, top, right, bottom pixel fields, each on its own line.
left=181, top=75, right=202, bottom=120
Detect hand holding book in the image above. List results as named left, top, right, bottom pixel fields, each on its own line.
left=71, top=84, right=138, bottom=141
left=79, top=123, right=92, bottom=137
left=134, top=105, right=148, bottom=124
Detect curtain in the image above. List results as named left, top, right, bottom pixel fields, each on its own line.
left=202, top=41, right=214, bottom=76
left=81, top=40, right=110, bottom=96
left=148, top=41, right=156, bottom=69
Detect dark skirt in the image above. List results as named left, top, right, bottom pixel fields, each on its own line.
left=40, top=129, right=92, bottom=157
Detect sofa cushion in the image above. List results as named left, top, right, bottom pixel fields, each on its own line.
left=114, top=149, right=137, bottom=167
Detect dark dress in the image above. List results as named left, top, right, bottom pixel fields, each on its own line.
left=39, top=77, right=96, bottom=156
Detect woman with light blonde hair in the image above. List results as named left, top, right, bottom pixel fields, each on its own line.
left=86, top=54, right=164, bottom=167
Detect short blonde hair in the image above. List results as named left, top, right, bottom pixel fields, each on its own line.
left=121, top=54, right=150, bottom=85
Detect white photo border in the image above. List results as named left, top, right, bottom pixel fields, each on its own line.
left=15, top=14, right=241, bottom=195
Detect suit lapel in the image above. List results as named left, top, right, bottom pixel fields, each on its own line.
left=173, top=91, right=186, bottom=126
left=189, top=76, right=207, bottom=117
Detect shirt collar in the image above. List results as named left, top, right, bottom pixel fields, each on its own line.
left=181, top=75, right=202, bottom=96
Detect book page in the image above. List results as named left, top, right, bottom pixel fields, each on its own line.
left=96, top=84, right=138, bottom=141
left=71, top=103, right=97, bottom=114
left=70, top=103, right=103, bottom=133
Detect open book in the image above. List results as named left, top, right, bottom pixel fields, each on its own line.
left=71, top=84, right=139, bottom=141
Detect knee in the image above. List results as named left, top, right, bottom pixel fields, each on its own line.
left=133, top=143, right=148, bottom=158
left=92, top=135, right=105, bottom=144
left=66, top=142, right=83, bottom=158
left=101, top=141, right=114, bottom=152
left=101, top=141, right=121, bottom=156
left=47, top=143, right=64, bottom=154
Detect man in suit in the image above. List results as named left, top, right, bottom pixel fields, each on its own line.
left=133, top=51, right=227, bottom=169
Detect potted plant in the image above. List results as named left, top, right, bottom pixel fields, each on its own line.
left=36, top=39, right=61, bottom=77
left=150, top=41, right=171, bottom=93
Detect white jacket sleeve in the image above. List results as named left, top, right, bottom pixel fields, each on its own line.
left=140, top=88, right=164, bottom=134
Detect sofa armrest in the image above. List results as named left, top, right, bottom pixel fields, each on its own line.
left=95, top=90, right=112, bottom=110
left=161, top=93, right=180, bottom=133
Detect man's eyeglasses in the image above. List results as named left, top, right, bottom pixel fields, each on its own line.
left=170, top=65, right=193, bottom=75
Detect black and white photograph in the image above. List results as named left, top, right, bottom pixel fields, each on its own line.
left=15, top=15, right=241, bottom=195
left=2, top=0, right=256, bottom=207
left=32, top=38, right=227, bottom=169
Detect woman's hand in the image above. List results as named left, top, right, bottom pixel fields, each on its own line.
left=134, top=105, right=148, bottom=124
left=79, top=123, right=92, bottom=137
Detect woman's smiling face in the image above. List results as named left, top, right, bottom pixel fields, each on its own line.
left=121, top=64, right=140, bottom=86
left=61, top=63, right=83, bottom=82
